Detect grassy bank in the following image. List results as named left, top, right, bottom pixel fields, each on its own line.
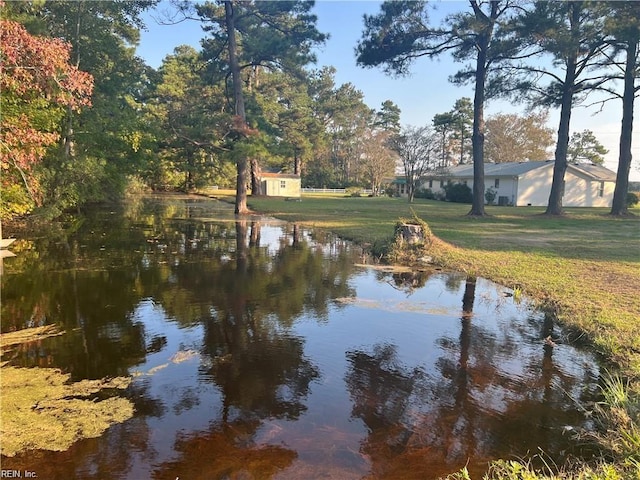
left=245, top=194, right=640, bottom=378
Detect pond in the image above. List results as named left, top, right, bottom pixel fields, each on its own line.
left=1, top=195, right=601, bottom=479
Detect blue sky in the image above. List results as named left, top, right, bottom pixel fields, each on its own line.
left=137, top=1, right=639, bottom=179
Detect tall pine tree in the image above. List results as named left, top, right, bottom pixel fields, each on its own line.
left=357, top=0, right=524, bottom=216
left=192, top=0, right=327, bottom=213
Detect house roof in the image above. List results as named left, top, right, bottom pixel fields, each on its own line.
left=431, top=160, right=616, bottom=181
left=570, top=163, right=617, bottom=181
left=433, top=160, right=554, bottom=178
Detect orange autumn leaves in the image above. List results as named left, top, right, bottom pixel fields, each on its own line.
left=1, top=19, right=93, bottom=204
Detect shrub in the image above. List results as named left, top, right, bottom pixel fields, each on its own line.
left=0, top=183, right=35, bottom=219
left=626, top=192, right=639, bottom=208
left=124, top=175, right=152, bottom=195
left=345, top=186, right=363, bottom=197
left=485, top=187, right=497, bottom=205
left=443, top=182, right=473, bottom=203
left=414, top=188, right=436, bottom=200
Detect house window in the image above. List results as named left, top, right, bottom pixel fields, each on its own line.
left=462, top=180, right=468, bottom=186
left=440, top=180, right=444, bottom=188
left=428, top=179, right=433, bottom=188
left=599, top=181, right=604, bottom=197
left=280, top=180, right=286, bottom=189
left=494, top=178, right=500, bottom=188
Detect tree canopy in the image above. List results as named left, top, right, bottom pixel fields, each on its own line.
left=0, top=18, right=93, bottom=215
left=567, top=130, right=608, bottom=165
left=508, top=1, right=617, bottom=214
left=485, top=111, right=554, bottom=163
left=190, top=0, right=327, bottom=212
left=391, top=125, right=437, bottom=203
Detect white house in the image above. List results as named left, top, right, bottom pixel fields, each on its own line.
left=422, top=160, right=617, bottom=207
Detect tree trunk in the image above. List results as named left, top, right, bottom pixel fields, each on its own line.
left=250, top=158, right=262, bottom=195
left=610, top=36, right=637, bottom=215
left=469, top=35, right=488, bottom=216
left=294, top=149, right=301, bottom=175
left=461, top=276, right=476, bottom=319
left=225, top=0, right=249, bottom=214
left=407, top=178, right=415, bottom=203
left=185, top=150, right=194, bottom=192
left=63, top=106, right=74, bottom=158
left=235, top=218, right=248, bottom=273
left=545, top=6, right=580, bottom=216
left=246, top=65, right=262, bottom=196
left=398, top=223, right=424, bottom=244
left=456, top=277, right=475, bottom=408
left=441, top=130, right=447, bottom=168
left=249, top=220, right=261, bottom=247
left=63, top=1, right=84, bottom=159
left=545, top=73, right=575, bottom=215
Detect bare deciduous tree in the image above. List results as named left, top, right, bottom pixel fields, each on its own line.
left=390, top=126, right=437, bottom=203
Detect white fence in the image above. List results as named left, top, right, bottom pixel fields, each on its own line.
left=302, top=188, right=373, bottom=195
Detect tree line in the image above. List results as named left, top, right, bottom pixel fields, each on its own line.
left=1, top=0, right=637, bottom=220
left=0, top=0, right=399, bottom=218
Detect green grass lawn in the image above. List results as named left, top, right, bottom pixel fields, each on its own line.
left=246, top=194, right=640, bottom=378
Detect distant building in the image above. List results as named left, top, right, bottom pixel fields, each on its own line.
left=396, top=161, right=617, bottom=207
left=261, top=173, right=301, bottom=198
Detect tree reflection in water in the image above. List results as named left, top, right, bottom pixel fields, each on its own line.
left=0, top=197, right=601, bottom=480
left=152, top=419, right=298, bottom=480
left=343, top=275, right=599, bottom=479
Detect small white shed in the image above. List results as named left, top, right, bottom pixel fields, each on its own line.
left=261, top=173, right=301, bottom=198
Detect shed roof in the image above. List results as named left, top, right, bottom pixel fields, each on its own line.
left=261, top=172, right=300, bottom=179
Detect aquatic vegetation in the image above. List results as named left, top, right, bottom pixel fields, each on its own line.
left=0, top=366, right=133, bottom=456
left=0, top=325, right=65, bottom=358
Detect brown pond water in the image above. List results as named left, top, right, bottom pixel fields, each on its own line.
left=1, top=195, right=601, bottom=479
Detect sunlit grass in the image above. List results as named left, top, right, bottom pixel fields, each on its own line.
left=475, top=458, right=629, bottom=479
left=591, top=372, right=640, bottom=470
left=246, top=195, right=639, bottom=260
